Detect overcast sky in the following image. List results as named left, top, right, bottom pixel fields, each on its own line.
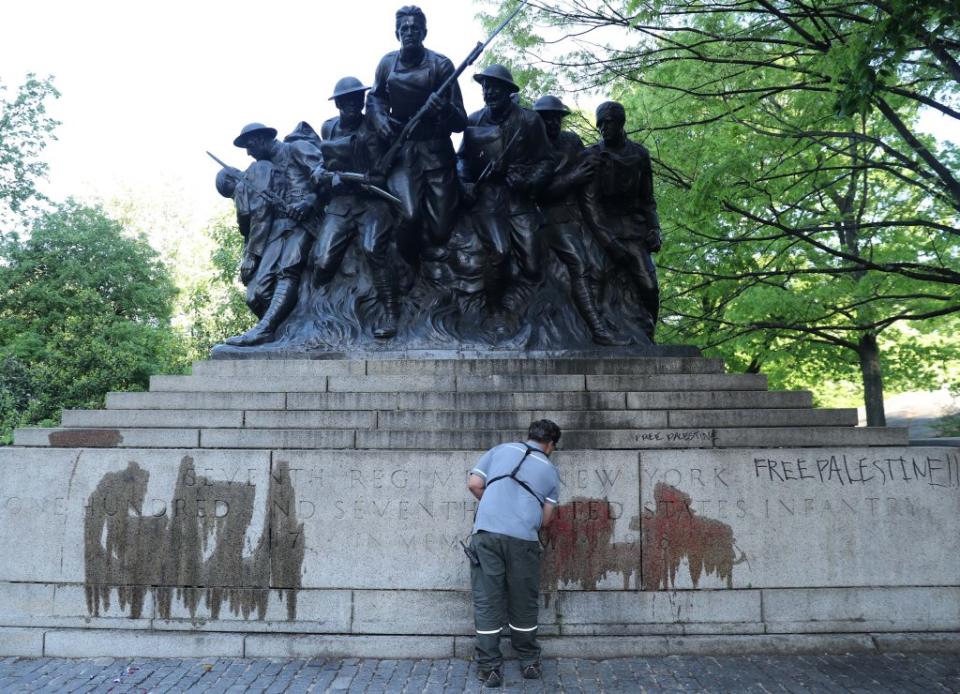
left=2, top=0, right=494, bottom=224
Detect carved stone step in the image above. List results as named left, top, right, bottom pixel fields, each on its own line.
left=61, top=409, right=245, bottom=428
left=13, top=428, right=199, bottom=448
left=668, top=408, right=858, bottom=428
left=148, top=373, right=767, bottom=394
left=627, top=391, right=812, bottom=410
left=106, top=391, right=286, bottom=410
left=190, top=356, right=726, bottom=377
left=58, top=407, right=856, bottom=431
left=105, top=389, right=814, bottom=412
left=14, top=425, right=908, bottom=449
left=375, top=408, right=854, bottom=430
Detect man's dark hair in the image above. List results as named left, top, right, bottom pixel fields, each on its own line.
left=596, top=100, right=626, bottom=123
left=528, top=419, right=561, bottom=445
left=396, top=5, right=427, bottom=31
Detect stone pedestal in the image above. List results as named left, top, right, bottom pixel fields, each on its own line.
left=1, top=354, right=957, bottom=657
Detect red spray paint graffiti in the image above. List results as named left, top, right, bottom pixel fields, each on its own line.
left=540, top=485, right=745, bottom=593
left=640, top=482, right=741, bottom=589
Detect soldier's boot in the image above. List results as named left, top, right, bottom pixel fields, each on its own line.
left=225, top=278, right=298, bottom=347
left=571, top=277, right=626, bottom=346
left=371, top=269, right=400, bottom=340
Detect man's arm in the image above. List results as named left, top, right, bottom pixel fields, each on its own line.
left=467, top=473, right=486, bottom=500
left=638, top=146, right=662, bottom=250
left=541, top=502, right=555, bottom=527
left=366, top=55, right=395, bottom=141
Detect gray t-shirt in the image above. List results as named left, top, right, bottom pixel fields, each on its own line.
left=470, top=441, right=560, bottom=541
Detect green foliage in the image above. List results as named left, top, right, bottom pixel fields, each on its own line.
left=0, top=74, right=60, bottom=230
left=475, top=1, right=562, bottom=106
left=933, top=412, right=960, bottom=436
left=0, top=202, right=186, bottom=442
left=479, top=0, right=960, bottom=421
left=179, top=212, right=254, bottom=360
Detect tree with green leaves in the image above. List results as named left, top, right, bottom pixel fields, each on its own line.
left=480, top=0, right=960, bottom=424
left=0, top=74, right=59, bottom=230
left=0, top=202, right=186, bottom=442
left=180, top=212, right=255, bottom=360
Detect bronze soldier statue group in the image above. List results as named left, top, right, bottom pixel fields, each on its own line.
left=213, top=5, right=662, bottom=353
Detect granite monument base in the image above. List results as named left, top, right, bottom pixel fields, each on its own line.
left=1, top=355, right=957, bottom=657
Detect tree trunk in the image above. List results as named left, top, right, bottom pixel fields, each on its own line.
left=857, top=333, right=886, bottom=427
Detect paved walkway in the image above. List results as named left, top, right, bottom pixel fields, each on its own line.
left=0, top=654, right=958, bottom=693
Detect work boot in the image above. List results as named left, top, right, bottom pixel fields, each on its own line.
left=477, top=667, right=503, bottom=687
left=225, top=278, right=298, bottom=347
left=522, top=662, right=542, bottom=680
left=571, top=277, right=627, bottom=346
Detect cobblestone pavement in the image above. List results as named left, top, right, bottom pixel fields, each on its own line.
left=0, top=653, right=957, bottom=693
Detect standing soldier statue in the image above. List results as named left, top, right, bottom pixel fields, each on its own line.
left=309, top=77, right=401, bottom=339
left=214, top=122, right=323, bottom=347
left=581, top=101, right=663, bottom=342
left=533, top=95, right=622, bottom=346
left=367, top=5, right=467, bottom=268
left=458, top=65, right=554, bottom=333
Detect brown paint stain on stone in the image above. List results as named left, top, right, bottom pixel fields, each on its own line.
left=84, top=457, right=303, bottom=622
left=50, top=429, right=123, bottom=447
left=540, top=485, right=745, bottom=596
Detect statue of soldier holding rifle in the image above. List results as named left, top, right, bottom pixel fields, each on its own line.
left=366, top=6, right=467, bottom=268
left=211, top=122, right=323, bottom=346
left=309, top=77, right=403, bottom=339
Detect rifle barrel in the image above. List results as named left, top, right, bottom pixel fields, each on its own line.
left=206, top=150, right=233, bottom=169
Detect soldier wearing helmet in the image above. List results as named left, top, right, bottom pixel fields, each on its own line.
left=308, top=77, right=401, bottom=339
left=533, top=95, right=622, bottom=345
left=215, top=121, right=323, bottom=347
left=457, top=64, right=553, bottom=334
left=366, top=5, right=467, bottom=268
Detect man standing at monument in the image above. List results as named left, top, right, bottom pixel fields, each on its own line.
left=458, top=65, right=553, bottom=333
left=533, top=95, right=622, bottom=346
left=466, top=419, right=561, bottom=687
left=581, top=101, right=662, bottom=341
left=367, top=5, right=466, bottom=267
left=310, top=77, right=401, bottom=339
left=219, top=122, right=323, bottom=347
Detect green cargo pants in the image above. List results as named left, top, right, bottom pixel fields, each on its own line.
left=469, top=530, right=542, bottom=670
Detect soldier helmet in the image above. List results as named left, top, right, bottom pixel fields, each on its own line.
left=533, top=95, right=570, bottom=114
left=473, top=64, right=520, bottom=93
left=215, top=168, right=238, bottom=198
left=233, top=122, right=278, bottom=148
left=329, top=76, right=371, bottom=101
